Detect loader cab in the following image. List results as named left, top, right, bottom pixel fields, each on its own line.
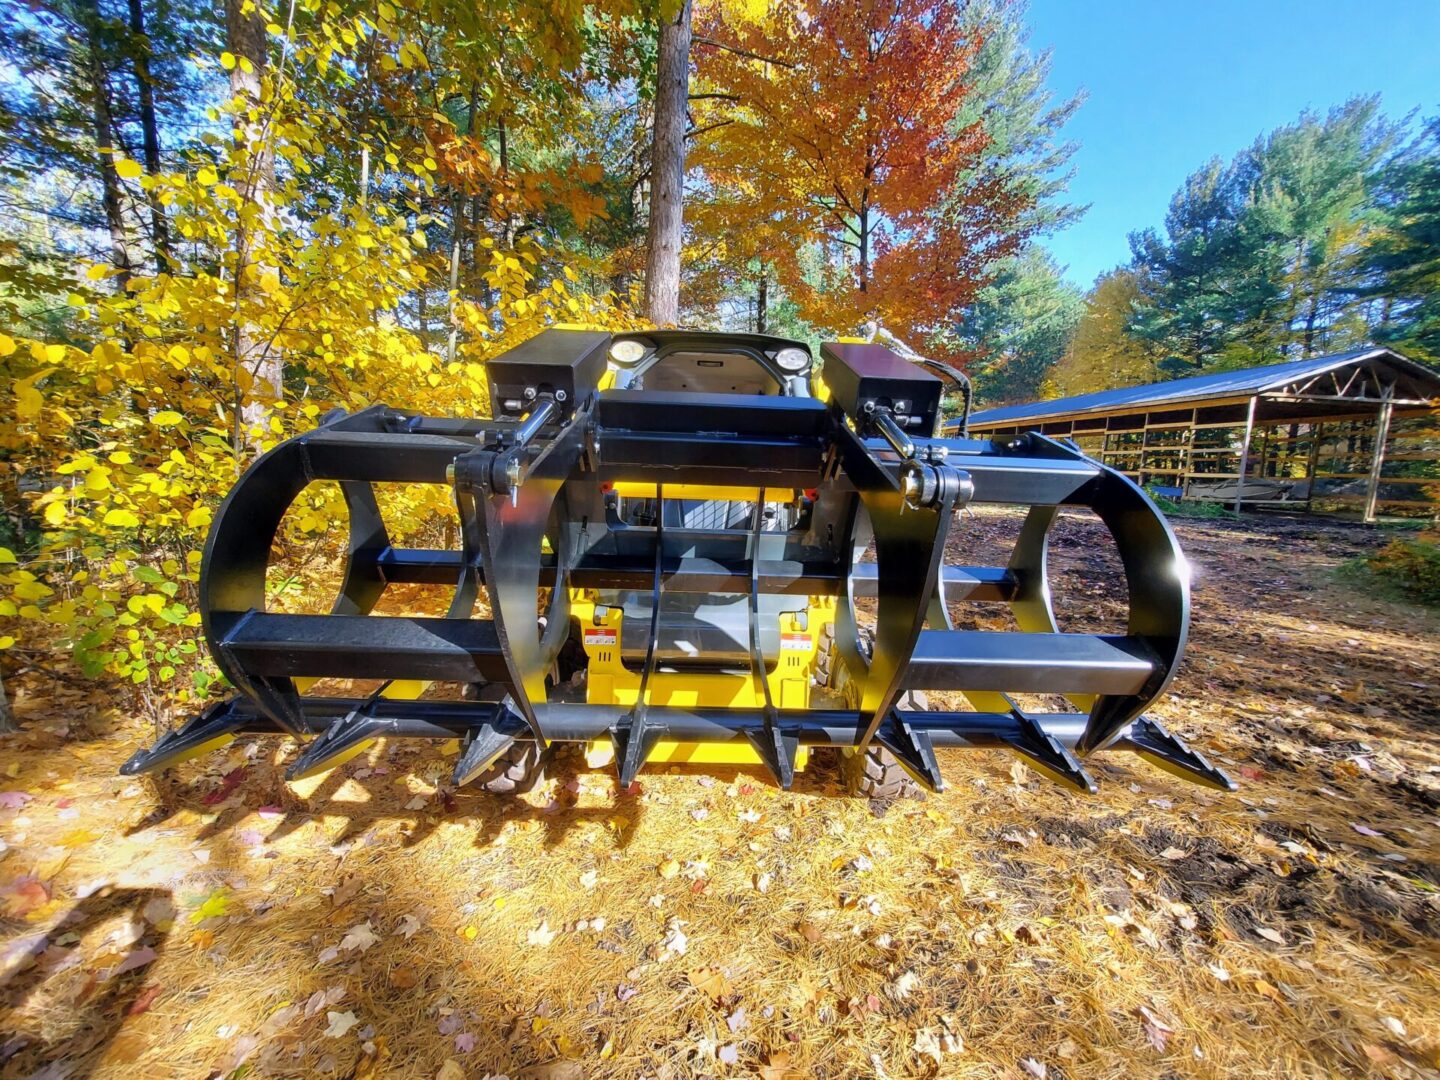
left=604, top=330, right=813, bottom=398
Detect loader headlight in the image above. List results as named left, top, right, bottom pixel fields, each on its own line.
left=609, top=339, right=647, bottom=366
left=774, top=347, right=810, bottom=373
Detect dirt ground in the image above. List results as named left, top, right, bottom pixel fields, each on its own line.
left=2, top=509, right=1439, bottom=1079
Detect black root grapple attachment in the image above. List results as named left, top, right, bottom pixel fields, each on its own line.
left=122, top=330, right=1233, bottom=795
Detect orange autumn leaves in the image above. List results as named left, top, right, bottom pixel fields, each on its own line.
left=691, top=0, right=1032, bottom=347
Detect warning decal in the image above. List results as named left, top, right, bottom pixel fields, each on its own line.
left=584, top=628, right=619, bottom=647
left=780, top=633, right=812, bottom=651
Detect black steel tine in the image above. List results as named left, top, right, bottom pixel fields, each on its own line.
left=611, top=483, right=665, bottom=787
left=118, top=699, right=250, bottom=776
left=249, top=675, right=309, bottom=737
left=613, top=723, right=662, bottom=789
left=746, top=725, right=799, bottom=790
left=285, top=682, right=392, bottom=781
left=452, top=722, right=518, bottom=788
left=1001, top=710, right=1098, bottom=794
left=745, top=488, right=794, bottom=788
left=1119, top=717, right=1236, bottom=791
left=873, top=712, right=945, bottom=792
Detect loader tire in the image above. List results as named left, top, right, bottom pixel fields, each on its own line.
left=842, top=745, right=918, bottom=800
left=472, top=740, right=547, bottom=796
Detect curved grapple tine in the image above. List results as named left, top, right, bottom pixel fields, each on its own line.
left=1119, top=717, right=1236, bottom=791
left=1001, top=710, right=1098, bottom=795
left=119, top=699, right=248, bottom=776
left=452, top=722, right=519, bottom=788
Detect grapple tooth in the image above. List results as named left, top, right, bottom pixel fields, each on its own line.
left=611, top=722, right=661, bottom=789
left=285, top=713, right=381, bottom=781
left=1119, top=717, right=1236, bottom=791
left=872, top=714, right=944, bottom=793
left=1002, top=710, right=1098, bottom=794
left=452, top=723, right=518, bottom=788
left=119, top=699, right=248, bottom=776
left=746, top=724, right=799, bottom=790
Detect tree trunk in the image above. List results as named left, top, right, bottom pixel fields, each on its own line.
left=446, top=193, right=463, bottom=365
left=80, top=0, right=133, bottom=289
left=1302, top=291, right=1320, bottom=358
left=858, top=203, right=869, bottom=294
left=0, top=669, right=14, bottom=735
left=755, top=269, right=767, bottom=334
left=227, top=0, right=279, bottom=448
left=127, top=0, right=170, bottom=266
left=643, top=0, right=692, bottom=327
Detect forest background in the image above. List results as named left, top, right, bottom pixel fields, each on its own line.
left=0, top=0, right=1437, bottom=720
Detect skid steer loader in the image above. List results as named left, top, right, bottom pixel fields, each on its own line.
left=122, top=329, right=1233, bottom=797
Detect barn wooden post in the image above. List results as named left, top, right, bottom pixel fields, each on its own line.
left=1364, top=385, right=1395, bottom=523
left=1234, top=397, right=1257, bottom=515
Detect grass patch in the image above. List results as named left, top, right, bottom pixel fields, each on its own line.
left=1147, top=492, right=1232, bottom=520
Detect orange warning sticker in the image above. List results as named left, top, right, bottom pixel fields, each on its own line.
left=780, top=633, right=812, bottom=651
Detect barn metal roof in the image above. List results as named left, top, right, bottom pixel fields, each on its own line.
left=956, top=347, right=1440, bottom=430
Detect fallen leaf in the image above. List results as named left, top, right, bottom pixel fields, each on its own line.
left=726, top=1006, right=747, bottom=1033
left=1382, top=1016, right=1406, bottom=1038
left=1255, top=926, right=1285, bottom=945
left=688, top=966, right=731, bottom=1003
left=1019, top=1058, right=1048, bottom=1078
left=758, top=1050, right=798, bottom=1080
left=1158, top=846, right=1189, bottom=861
left=325, top=1010, right=360, bottom=1038
left=188, top=887, right=234, bottom=924
left=201, top=767, right=247, bottom=805
left=579, top=869, right=598, bottom=890
left=658, top=859, right=680, bottom=879
left=390, top=967, right=419, bottom=989
left=515, top=1061, right=585, bottom=1080
left=1, top=877, right=50, bottom=917
left=889, top=971, right=920, bottom=1001
left=798, top=920, right=823, bottom=943
left=528, top=921, right=557, bottom=947
left=661, top=919, right=688, bottom=957
left=1351, top=823, right=1384, bottom=837
left=0, top=791, right=33, bottom=809
left=436, top=1060, right=466, bottom=1080
left=455, top=1032, right=476, bottom=1053
left=1137, top=1005, right=1175, bottom=1052
left=113, top=947, right=157, bottom=976
left=718, top=1043, right=739, bottom=1065
left=1207, top=963, right=1230, bottom=982
left=127, top=983, right=164, bottom=1015
left=341, top=921, right=379, bottom=953
left=914, top=1027, right=943, bottom=1064
left=1253, top=979, right=1286, bottom=1004
left=395, top=914, right=422, bottom=939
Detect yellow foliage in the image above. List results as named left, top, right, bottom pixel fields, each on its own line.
left=0, top=31, right=638, bottom=717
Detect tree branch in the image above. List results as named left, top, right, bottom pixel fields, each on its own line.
left=692, top=36, right=795, bottom=68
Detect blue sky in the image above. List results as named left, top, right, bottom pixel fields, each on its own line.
left=1025, top=0, right=1440, bottom=289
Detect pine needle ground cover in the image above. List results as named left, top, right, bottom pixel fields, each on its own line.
left=2, top=511, right=1438, bottom=1079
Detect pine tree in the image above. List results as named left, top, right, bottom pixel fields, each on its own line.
left=1364, top=116, right=1440, bottom=362
left=953, top=247, right=1082, bottom=404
